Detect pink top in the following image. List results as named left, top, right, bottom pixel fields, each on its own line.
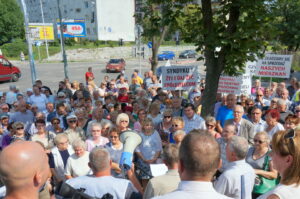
left=251, top=87, right=265, bottom=95
left=85, top=136, right=109, bottom=152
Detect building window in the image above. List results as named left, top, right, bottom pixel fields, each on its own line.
left=85, top=1, right=89, bottom=8
left=76, top=8, right=81, bottom=13
left=87, top=28, right=90, bottom=34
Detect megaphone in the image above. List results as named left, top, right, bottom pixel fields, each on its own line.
left=119, top=130, right=142, bottom=172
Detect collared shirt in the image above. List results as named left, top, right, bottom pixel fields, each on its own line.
left=153, top=181, right=232, bottom=199
left=183, top=114, right=206, bottom=133
left=217, top=137, right=229, bottom=172
left=233, top=120, right=242, bottom=136
left=214, top=160, right=256, bottom=199
left=143, top=169, right=180, bottom=199
left=252, top=119, right=266, bottom=134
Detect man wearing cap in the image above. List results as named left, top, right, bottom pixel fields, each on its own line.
left=5, top=85, right=17, bottom=106
left=28, top=85, right=48, bottom=112
left=64, top=114, right=85, bottom=145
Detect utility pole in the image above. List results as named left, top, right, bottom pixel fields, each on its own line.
left=20, top=0, right=37, bottom=85
left=57, top=0, right=69, bottom=79
left=39, top=0, right=50, bottom=60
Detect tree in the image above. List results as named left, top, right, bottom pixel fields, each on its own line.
left=179, top=0, right=272, bottom=117
left=137, top=0, right=187, bottom=72
left=270, top=0, right=300, bottom=51
left=0, top=0, right=24, bottom=46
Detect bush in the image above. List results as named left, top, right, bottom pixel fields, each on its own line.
left=0, top=39, right=28, bottom=57
left=49, top=39, right=60, bottom=47
left=64, top=38, right=76, bottom=46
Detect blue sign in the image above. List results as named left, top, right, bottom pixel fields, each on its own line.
left=147, top=41, right=153, bottom=48
left=57, top=21, right=86, bottom=38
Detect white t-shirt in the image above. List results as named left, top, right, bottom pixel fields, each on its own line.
left=258, top=183, right=300, bottom=199
left=66, top=175, right=138, bottom=199
left=64, top=152, right=91, bottom=178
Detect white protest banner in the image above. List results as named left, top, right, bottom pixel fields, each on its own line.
left=217, top=69, right=251, bottom=95
left=255, top=54, right=293, bottom=78
left=161, top=65, right=198, bottom=90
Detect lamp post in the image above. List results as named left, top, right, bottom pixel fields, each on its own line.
left=39, top=0, right=50, bottom=60
left=20, top=0, right=37, bottom=85
left=57, top=0, right=69, bottom=79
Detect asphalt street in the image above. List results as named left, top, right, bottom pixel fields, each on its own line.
left=0, top=58, right=204, bottom=93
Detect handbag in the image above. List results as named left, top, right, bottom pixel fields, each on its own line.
left=253, top=152, right=280, bottom=194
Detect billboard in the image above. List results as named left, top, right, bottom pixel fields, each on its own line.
left=161, top=65, right=199, bottom=90
left=57, top=19, right=86, bottom=38
left=29, top=23, right=54, bottom=41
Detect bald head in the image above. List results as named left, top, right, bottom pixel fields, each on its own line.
left=0, top=141, right=49, bottom=196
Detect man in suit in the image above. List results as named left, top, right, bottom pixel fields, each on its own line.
left=224, top=105, right=255, bottom=145
left=144, top=144, right=180, bottom=199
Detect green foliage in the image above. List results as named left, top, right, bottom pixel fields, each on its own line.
left=1, top=39, right=28, bottom=57
left=0, top=0, right=24, bottom=45
left=49, top=39, right=60, bottom=47
left=64, top=38, right=76, bottom=46
left=270, top=0, right=300, bottom=51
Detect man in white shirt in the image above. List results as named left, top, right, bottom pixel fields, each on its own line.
left=214, top=136, right=255, bottom=199
left=182, top=103, right=206, bottom=133
left=250, top=107, right=266, bottom=134
left=144, top=144, right=180, bottom=199
left=28, top=85, right=48, bottom=112
left=66, top=147, right=140, bottom=199
left=153, top=130, right=232, bottom=199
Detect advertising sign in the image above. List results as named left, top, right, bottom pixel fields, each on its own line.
left=255, top=54, right=293, bottom=78
left=217, top=69, right=252, bottom=95
left=161, top=65, right=198, bottom=90
left=57, top=19, right=86, bottom=38
left=29, top=23, right=54, bottom=41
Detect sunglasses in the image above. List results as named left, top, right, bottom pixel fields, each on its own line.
left=164, top=116, right=171, bottom=118
left=16, top=127, right=24, bottom=130
left=254, top=139, right=265, bottom=144
left=53, top=122, right=60, bottom=125
left=68, top=120, right=77, bottom=123
left=296, top=110, right=300, bottom=113
left=172, top=124, right=179, bottom=127
left=206, top=123, right=215, bottom=128
left=284, top=129, right=296, bottom=147
left=256, top=95, right=263, bottom=97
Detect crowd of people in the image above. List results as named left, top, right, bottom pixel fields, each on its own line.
left=0, top=68, right=299, bottom=199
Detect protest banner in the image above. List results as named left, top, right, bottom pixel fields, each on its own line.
left=255, top=54, right=293, bottom=78
left=161, top=65, right=198, bottom=90
left=217, top=68, right=251, bottom=95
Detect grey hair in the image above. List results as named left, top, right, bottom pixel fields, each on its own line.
left=100, top=119, right=113, bottom=130
left=54, top=133, right=68, bottom=145
left=89, top=147, right=111, bottom=172
left=255, top=131, right=270, bottom=145
left=205, top=116, right=216, bottom=124
left=116, top=113, right=129, bottom=126
left=277, top=99, right=286, bottom=106
left=234, top=105, right=244, bottom=113
left=173, top=130, right=186, bottom=139
left=72, top=139, right=87, bottom=150
left=228, top=136, right=249, bottom=160
left=87, top=122, right=102, bottom=135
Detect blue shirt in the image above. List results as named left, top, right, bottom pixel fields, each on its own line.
left=216, top=106, right=234, bottom=127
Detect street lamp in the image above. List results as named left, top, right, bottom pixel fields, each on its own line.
left=20, top=0, right=37, bottom=85
left=57, top=0, right=69, bottom=79
left=39, top=0, right=50, bottom=60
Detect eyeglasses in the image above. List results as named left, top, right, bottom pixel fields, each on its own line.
left=164, top=116, right=171, bottom=119
left=172, top=124, right=179, bottom=127
left=206, top=123, right=215, bottom=128
left=68, top=120, right=77, bottom=123
left=120, top=120, right=128, bottom=123
left=254, top=139, right=265, bottom=144
left=110, top=136, right=118, bottom=139
left=53, top=122, right=60, bottom=125
left=256, top=95, right=263, bottom=97
left=252, top=112, right=261, bottom=115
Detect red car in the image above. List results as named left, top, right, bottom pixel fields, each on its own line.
left=0, top=55, right=21, bottom=82
left=106, top=58, right=126, bottom=73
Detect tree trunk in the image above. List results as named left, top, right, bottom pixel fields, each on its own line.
left=151, top=38, right=159, bottom=72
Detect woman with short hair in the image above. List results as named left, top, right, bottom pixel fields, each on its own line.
left=284, top=115, right=299, bottom=130
left=265, top=109, right=284, bottom=139
left=257, top=130, right=300, bottom=199
left=246, top=132, right=278, bottom=198
left=155, top=109, right=173, bottom=145
left=31, top=119, right=56, bottom=150
left=116, top=113, right=130, bottom=132
left=2, top=122, right=31, bottom=148
left=85, top=122, right=109, bottom=152
left=64, top=139, right=91, bottom=179
left=205, top=116, right=221, bottom=139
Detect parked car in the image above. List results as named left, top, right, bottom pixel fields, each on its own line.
left=158, top=51, right=175, bottom=61
left=106, top=58, right=126, bottom=73
left=0, top=56, right=21, bottom=82
left=179, top=50, right=197, bottom=59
